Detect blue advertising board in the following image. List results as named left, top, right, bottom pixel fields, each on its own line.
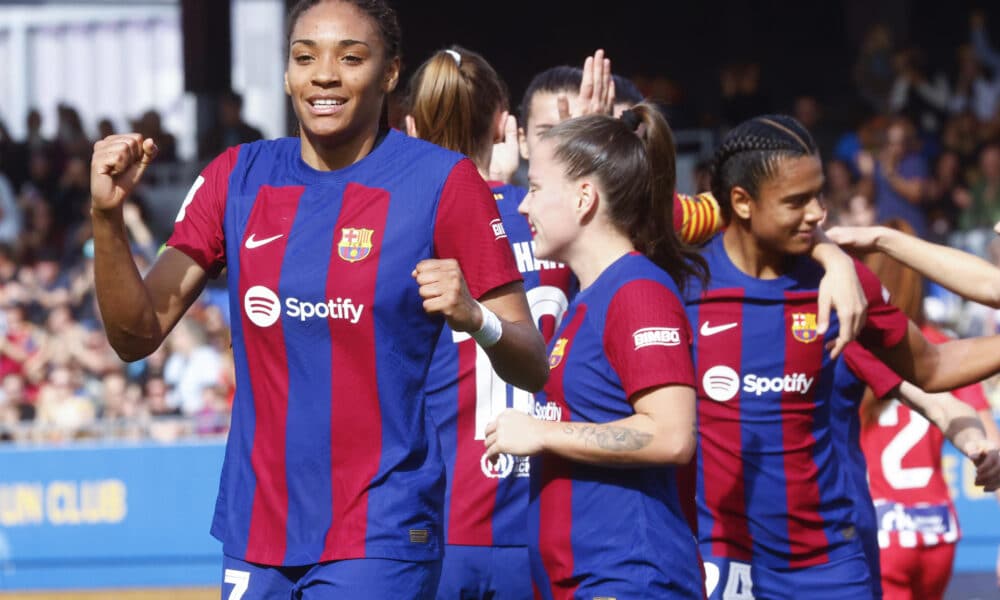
left=0, top=438, right=998, bottom=591
left=0, top=441, right=224, bottom=590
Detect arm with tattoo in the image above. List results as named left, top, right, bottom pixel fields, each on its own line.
left=485, top=385, right=695, bottom=467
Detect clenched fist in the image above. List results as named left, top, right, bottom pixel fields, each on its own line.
left=91, top=134, right=158, bottom=215
left=412, top=258, right=482, bottom=332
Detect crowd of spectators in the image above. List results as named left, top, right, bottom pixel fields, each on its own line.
left=5, top=11, right=1000, bottom=444
left=0, top=98, right=242, bottom=444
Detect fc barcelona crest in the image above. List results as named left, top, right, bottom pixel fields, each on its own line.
left=549, top=338, right=568, bottom=369
left=792, top=312, right=819, bottom=343
left=338, top=228, right=374, bottom=263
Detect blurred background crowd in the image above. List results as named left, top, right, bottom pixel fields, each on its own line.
left=5, top=7, right=1000, bottom=444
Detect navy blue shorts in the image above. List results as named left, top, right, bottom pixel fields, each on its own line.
left=703, top=553, right=873, bottom=600
left=436, top=544, right=531, bottom=599
left=221, top=554, right=441, bottom=599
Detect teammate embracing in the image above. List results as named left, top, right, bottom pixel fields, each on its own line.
left=688, top=114, right=1000, bottom=600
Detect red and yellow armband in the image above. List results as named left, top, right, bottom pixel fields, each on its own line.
left=673, top=192, right=722, bottom=246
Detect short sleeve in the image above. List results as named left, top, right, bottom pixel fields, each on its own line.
left=603, top=279, right=695, bottom=400
left=433, top=159, right=522, bottom=299
left=843, top=343, right=902, bottom=399
left=856, top=260, right=909, bottom=349
left=166, top=147, right=237, bottom=277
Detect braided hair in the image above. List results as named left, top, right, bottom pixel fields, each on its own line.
left=711, top=115, right=818, bottom=222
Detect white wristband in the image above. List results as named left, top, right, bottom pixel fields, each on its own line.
left=470, top=301, right=503, bottom=348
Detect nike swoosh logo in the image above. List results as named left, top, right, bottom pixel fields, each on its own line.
left=700, top=321, right=738, bottom=336
left=245, top=234, right=283, bottom=249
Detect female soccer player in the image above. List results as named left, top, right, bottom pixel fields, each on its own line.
left=515, top=65, right=867, bottom=356
left=689, top=114, right=1000, bottom=600
left=88, top=1, right=548, bottom=598
left=405, top=45, right=575, bottom=600
left=486, top=104, right=707, bottom=599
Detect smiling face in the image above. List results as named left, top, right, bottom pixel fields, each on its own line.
left=518, top=139, right=582, bottom=263
left=735, top=154, right=826, bottom=257
left=284, top=0, right=399, bottom=156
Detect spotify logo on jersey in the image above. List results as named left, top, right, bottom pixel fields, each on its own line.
left=244, top=286, right=282, bottom=328
left=702, top=365, right=740, bottom=402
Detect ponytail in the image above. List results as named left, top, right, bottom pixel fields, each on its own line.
left=405, top=46, right=507, bottom=161
left=543, top=104, right=708, bottom=291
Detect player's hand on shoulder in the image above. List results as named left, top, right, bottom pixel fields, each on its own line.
left=966, top=439, right=1000, bottom=491
left=485, top=408, right=544, bottom=459
left=825, top=225, right=885, bottom=253
left=91, top=134, right=158, bottom=214
left=413, top=258, right=482, bottom=332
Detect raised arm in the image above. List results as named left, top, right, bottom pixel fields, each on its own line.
left=485, top=385, right=695, bottom=466
left=90, top=134, right=207, bottom=361
left=828, top=224, right=1000, bottom=307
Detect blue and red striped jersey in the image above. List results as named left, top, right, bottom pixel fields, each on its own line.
left=166, top=131, right=522, bottom=566
left=685, top=234, right=908, bottom=569
left=528, top=252, right=702, bottom=599
left=423, top=183, right=575, bottom=548
left=834, top=344, right=903, bottom=599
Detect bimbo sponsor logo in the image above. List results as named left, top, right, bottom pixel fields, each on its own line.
left=633, top=327, right=680, bottom=349
left=490, top=218, right=507, bottom=240
left=243, top=285, right=365, bottom=328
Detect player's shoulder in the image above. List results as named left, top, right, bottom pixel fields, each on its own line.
left=387, top=130, right=465, bottom=169
left=596, top=253, right=683, bottom=307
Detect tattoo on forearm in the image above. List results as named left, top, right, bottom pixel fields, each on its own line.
left=561, top=424, right=653, bottom=452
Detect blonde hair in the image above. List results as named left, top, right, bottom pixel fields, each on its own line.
left=405, top=46, right=507, bottom=161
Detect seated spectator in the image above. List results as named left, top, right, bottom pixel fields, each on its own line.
left=823, top=158, right=858, bottom=225
left=836, top=193, right=878, bottom=228
left=0, top=168, right=22, bottom=246
left=858, top=116, right=930, bottom=237
left=0, top=373, right=34, bottom=442
left=854, top=24, right=895, bottom=114
left=958, top=142, right=1000, bottom=230
left=55, top=104, right=91, bottom=160
left=21, top=250, right=70, bottom=322
left=96, top=118, right=116, bottom=141
left=162, top=318, right=221, bottom=416
left=0, top=302, right=41, bottom=383
left=941, top=110, right=981, bottom=169
left=889, top=46, right=950, bottom=134
left=133, top=109, right=178, bottom=163
left=34, top=365, right=95, bottom=442
left=194, top=384, right=230, bottom=436
left=926, top=150, right=969, bottom=240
